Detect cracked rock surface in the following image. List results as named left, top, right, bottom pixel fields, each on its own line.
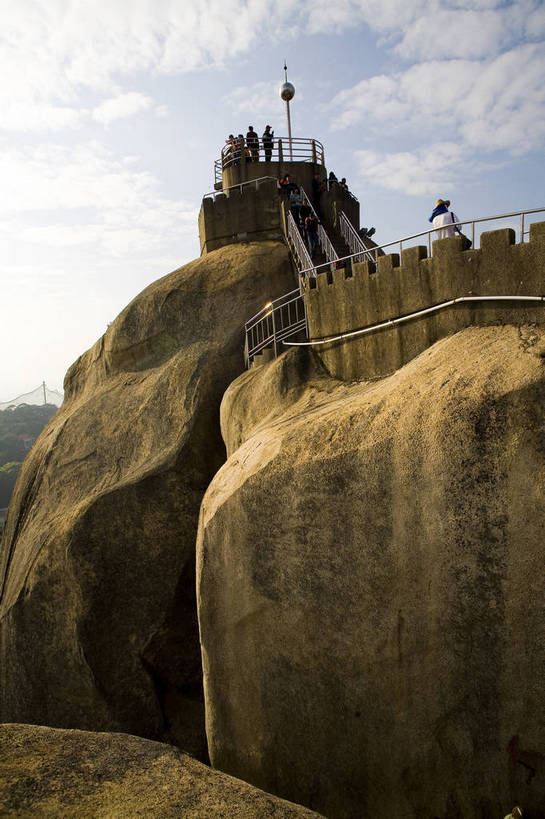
left=0, top=241, right=294, bottom=757
left=0, top=723, right=323, bottom=818
left=197, top=327, right=545, bottom=818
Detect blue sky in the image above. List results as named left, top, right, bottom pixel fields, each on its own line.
left=2, top=0, right=545, bottom=400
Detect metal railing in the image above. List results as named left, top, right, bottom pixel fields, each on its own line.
left=339, top=211, right=375, bottom=264
left=285, top=295, right=545, bottom=350
left=300, top=187, right=339, bottom=266
left=243, top=206, right=545, bottom=366
left=203, top=176, right=278, bottom=200
left=299, top=207, right=545, bottom=279
left=215, top=137, right=325, bottom=184
left=286, top=209, right=314, bottom=274
left=244, top=288, right=307, bottom=365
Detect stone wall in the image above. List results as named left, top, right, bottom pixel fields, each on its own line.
left=221, top=155, right=325, bottom=196
left=199, top=179, right=286, bottom=254
left=319, top=184, right=359, bottom=231
left=304, top=222, right=545, bottom=380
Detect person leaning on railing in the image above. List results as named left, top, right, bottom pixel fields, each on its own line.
left=428, top=199, right=458, bottom=239
left=429, top=198, right=471, bottom=249
left=429, top=198, right=459, bottom=239
left=223, top=134, right=235, bottom=167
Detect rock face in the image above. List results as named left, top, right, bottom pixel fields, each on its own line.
left=0, top=241, right=295, bottom=756
left=197, top=325, right=545, bottom=818
left=0, top=723, right=323, bottom=817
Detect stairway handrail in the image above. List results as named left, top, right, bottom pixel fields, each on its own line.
left=300, top=186, right=339, bottom=265
left=339, top=211, right=376, bottom=265
left=286, top=208, right=314, bottom=275
left=202, top=176, right=279, bottom=200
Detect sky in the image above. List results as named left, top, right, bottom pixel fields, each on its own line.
left=2, top=0, right=545, bottom=401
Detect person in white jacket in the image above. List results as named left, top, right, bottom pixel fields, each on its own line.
left=429, top=199, right=459, bottom=239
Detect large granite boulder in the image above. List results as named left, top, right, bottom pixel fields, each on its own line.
left=0, top=241, right=294, bottom=757
left=197, top=325, right=545, bottom=818
left=0, top=723, right=323, bottom=817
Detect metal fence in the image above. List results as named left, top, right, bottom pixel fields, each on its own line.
left=286, top=210, right=314, bottom=274
left=244, top=288, right=307, bottom=365
left=244, top=206, right=545, bottom=366
left=215, top=137, right=325, bottom=184
left=203, top=175, right=279, bottom=201
left=299, top=187, right=338, bottom=266
left=339, top=211, right=375, bottom=265
left=300, top=207, right=545, bottom=279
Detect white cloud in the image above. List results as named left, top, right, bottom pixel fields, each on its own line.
left=332, top=43, right=545, bottom=155
left=0, top=141, right=198, bottom=256
left=307, top=0, right=427, bottom=36
left=395, top=8, right=511, bottom=60
left=223, top=80, right=301, bottom=120
left=92, top=92, right=158, bottom=125
left=355, top=142, right=466, bottom=195
left=0, top=0, right=300, bottom=115
left=1, top=104, right=84, bottom=132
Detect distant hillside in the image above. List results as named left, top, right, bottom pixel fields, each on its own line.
left=0, top=403, right=58, bottom=508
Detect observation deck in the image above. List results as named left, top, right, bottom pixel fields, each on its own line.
left=215, top=137, right=326, bottom=193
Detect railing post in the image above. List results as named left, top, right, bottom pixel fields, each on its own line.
left=244, top=333, right=249, bottom=368
left=311, top=140, right=317, bottom=163
left=521, top=212, right=525, bottom=243
left=278, top=139, right=283, bottom=163
left=271, top=306, right=278, bottom=358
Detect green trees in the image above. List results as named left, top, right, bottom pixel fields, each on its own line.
left=0, top=404, right=57, bottom=508
left=0, top=462, right=22, bottom=508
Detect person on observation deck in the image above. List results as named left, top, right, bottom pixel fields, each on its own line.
left=246, top=126, right=259, bottom=161
left=429, top=198, right=459, bottom=239
left=262, top=125, right=274, bottom=162
left=223, top=134, right=236, bottom=167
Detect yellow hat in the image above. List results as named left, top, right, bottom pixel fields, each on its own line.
left=435, top=199, right=450, bottom=207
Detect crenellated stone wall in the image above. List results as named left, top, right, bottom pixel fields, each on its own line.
left=304, top=222, right=545, bottom=381
left=199, top=178, right=284, bottom=254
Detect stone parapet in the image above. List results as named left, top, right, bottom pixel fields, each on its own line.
left=199, top=179, right=284, bottom=254
left=304, top=222, right=545, bottom=380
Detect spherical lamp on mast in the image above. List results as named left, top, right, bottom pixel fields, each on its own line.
left=280, top=63, right=295, bottom=160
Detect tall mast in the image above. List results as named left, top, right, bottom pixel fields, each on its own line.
left=279, top=62, right=295, bottom=161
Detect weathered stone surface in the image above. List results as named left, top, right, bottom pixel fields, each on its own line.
left=0, top=241, right=295, bottom=756
left=0, top=723, right=323, bottom=817
left=197, top=325, right=545, bottom=818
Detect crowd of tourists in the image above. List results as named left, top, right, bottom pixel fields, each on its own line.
left=222, top=126, right=275, bottom=166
